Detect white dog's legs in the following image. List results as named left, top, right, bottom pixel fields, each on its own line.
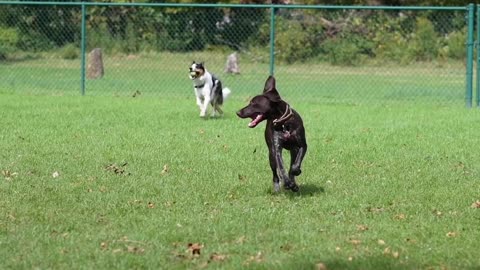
left=195, top=95, right=204, bottom=115
left=200, top=96, right=210, bottom=117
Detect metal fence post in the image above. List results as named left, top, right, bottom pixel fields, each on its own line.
left=80, top=3, right=86, bottom=96
left=465, top=3, right=474, bottom=108
left=476, top=4, right=480, bottom=107
left=269, top=6, right=276, bottom=76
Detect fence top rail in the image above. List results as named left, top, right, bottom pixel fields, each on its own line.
left=0, top=1, right=469, bottom=11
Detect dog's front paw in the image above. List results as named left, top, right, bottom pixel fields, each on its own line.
left=285, top=182, right=299, bottom=192
left=290, top=167, right=302, bottom=176
left=200, top=112, right=206, bottom=118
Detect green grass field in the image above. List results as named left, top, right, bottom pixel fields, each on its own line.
left=1, top=92, right=480, bottom=269
left=0, top=51, right=467, bottom=105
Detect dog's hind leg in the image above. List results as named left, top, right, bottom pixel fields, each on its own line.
left=214, top=104, right=223, bottom=116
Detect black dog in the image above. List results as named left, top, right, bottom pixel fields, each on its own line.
left=237, top=76, right=307, bottom=192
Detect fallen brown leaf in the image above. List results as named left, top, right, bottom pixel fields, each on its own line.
left=366, top=206, right=384, bottom=213
left=127, top=245, right=145, bottom=254
left=280, top=244, right=292, bottom=252
left=394, top=213, right=406, bottom=220
left=446, top=231, right=457, bottom=238
left=471, top=200, right=480, bottom=208
left=349, top=239, right=361, bottom=246
left=210, top=253, right=227, bottom=261
left=244, top=251, right=264, bottom=265
left=187, top=243, right=203, bottom=256
left=105, top=163, right=129, bottom=175
left=161, top=164, right=169, bottom=175
left=357, top=224, right=369, bottom=231
left=316, top=262, right=328, bottom=270
left=235, top=235, right=247, bottom=244
left=377, top=239, right=386, bottom=245
left=2, top=170, right=18, bottom=180
left=148, top=202, right=155, bottom=208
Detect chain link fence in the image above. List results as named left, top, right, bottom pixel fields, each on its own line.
left=0, top=2, right=473, bottom=105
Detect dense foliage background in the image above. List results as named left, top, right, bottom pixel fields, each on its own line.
left=0, top=0, right=470, bottom=65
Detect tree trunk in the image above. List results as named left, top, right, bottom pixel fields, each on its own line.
left=87, top=48, right=104, bottom=79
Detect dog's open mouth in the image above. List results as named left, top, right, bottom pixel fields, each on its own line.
left=248, top=114, right=264, bottom=128
left=189, top=71, right=198, bottom=79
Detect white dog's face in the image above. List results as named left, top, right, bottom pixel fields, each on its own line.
left=189, top=62, right=205, bottom=80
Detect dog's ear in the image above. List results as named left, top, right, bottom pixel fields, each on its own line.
left=263, top=75, right=276, bottom=93
left=192, top=61, right=196, bottom=64
left=264, top=88, right=282, bottom=103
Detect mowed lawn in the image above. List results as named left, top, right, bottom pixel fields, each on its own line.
left=1, top=93, right=480, bottom=269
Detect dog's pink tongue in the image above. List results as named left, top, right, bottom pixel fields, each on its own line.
left=248, top=115, right=263, bottom=128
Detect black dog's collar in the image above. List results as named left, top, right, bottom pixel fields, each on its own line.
left=273, top=104, right=293, bottom=127
left=194, top=76, right=217, bottom=89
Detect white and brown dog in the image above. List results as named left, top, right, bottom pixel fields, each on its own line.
left=189, top=61, right=231, bottom=117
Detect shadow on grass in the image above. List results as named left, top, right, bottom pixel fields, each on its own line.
left=293, top=183, right=325, bottom=197
left=267, top=183, right=325, bottom=197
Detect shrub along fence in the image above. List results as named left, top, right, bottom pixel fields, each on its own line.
left=0, top=1, right=478, bottom=106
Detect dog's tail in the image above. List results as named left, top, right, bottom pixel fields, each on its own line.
left=222, top=87, right=231, bottom=100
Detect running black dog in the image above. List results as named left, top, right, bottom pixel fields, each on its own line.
left=237, top=76, right=307, bottom=192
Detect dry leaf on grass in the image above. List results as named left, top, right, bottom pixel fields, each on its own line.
left=161, top=164, right=169, bottom=175
left=127, top=245, right=145, bottom=254
left=377, top=239, right=386, bottom=245
left=105, top=162, right=130, bottom=175
left=52, top=171, right=60, bottom=178
left=235, top=235, right=247, bottom=244
left=244, top=251, right=264, bottom=265
left=366, top=206, right=384, bottom=213
left=357, top=224, right=369, bottom=231
left=383, top=247, right=400, bottom=258
left=210, top=253, right=227, bottom=262
left=147, top=202, right=155, bottom=208
left=2, top=170, right=18, bottom=180
left=316, top=262, right=328, bottom=270
left=471, top=200, right=480, bottom=208
left=187, top=243, right=203, bottom=256
left=446, top=231, right=458, bottom=237
left=349, top=239, right=361, bottom=246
